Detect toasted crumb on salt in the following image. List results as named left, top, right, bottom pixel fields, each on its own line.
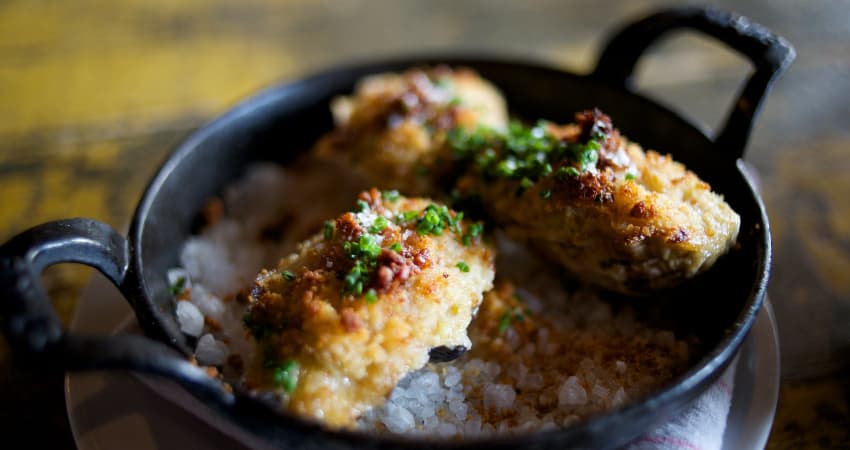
left=176, top=301, right=204, bottom=337
left=483, top=384, right=516, bottom=412
left=611, top=387, right=628, bottom=407
left=615, top=360, right=627, bottom=373
left=591, top=384, right=610, bottom=399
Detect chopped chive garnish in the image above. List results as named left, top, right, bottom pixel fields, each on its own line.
left=281, top=270, right=296, bottom=281
left=364, top=289, right=378, bottom=304
left=382, top=190, right=400, bottom=202
left=625, top=172, right=637, bottom=181
left=456, top=261, right=470, bottom=272
left=324, top=220, right=334, bottom=241
left=343, top=234, right=381, bottom=260
left=390, top=242, right=403, bottom=253
left=343, top=259, right=367, bottom=296
left=370, top=216, right=389, bottom=233
left=397, top=210, right=419, bottom=223
left=433, top=77, right=453, bottom=89
left=448, top=97, right=463, bottom=106
left=497, top=307, right=526, bottom=334
left=539, top=190, right=551, bottom=200
left=169, top=276, right=186, bottom=295
left=448, top=119, right=607, bottom=186
left=415, top=204, right=464, bottom=239
left=355, top=199, right=370, bottom=213
left=273, top=360, right=299, bottom=393
left=462, top=221, right=484, bottom=246
left=498, top=311, right=512, bottom=334
left=556, top=166, right=580, bottom=180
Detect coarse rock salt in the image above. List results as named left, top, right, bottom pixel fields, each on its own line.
left=195, top=333, right=229, bottom=366
left=483, top=384, right=516, bottom=412
left=448, top=399, right=468, bottom=419
left=435, top=422, right=457, bottom=437
left=423, top=414, right=439, bottom=430
left=591, top=384, right=610, bottom=399
left=179, top=238, right=240, bottom=297
left=444, top=371, right=462, bottom=387
left=382, top=401, right=415, bottom=433
left=504, top=327, right=521, bottom=350
left=190, top=284, right=226, bottom=321
left=176, top=301, right=204, bottom=337
left=558, top=376, right=588, bottom=406
left=464, top=417, right=482, bottom=435
left=485, top=361, right=501, bottom=378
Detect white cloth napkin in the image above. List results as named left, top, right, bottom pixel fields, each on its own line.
left=626, top=359, right=738, bottom=450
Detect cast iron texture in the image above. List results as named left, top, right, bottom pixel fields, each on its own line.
left=0, top=6, right=793, bottom=449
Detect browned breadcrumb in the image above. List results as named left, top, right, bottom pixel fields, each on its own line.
left=459, top=110, right=740, bottom=294
left=244, top=190, right=495, bottom=427
left=313, top=67, right=507, bottom=196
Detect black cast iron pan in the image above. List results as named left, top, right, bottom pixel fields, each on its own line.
left=0, top=7, right=793, bottom=449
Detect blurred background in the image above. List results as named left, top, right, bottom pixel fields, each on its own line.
left=1, top=0, right=848, bottom=447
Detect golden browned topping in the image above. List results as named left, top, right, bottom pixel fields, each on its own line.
left=243, top=190, right=495, bottom=427
left=313, top=67, right=508, bottom=196
left=450, top=109, right=740, bottom=294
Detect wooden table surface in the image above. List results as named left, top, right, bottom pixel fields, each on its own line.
left=1, top=0, right=848, bottom=447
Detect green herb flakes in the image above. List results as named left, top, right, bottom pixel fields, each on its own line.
left=323, top=220, right=335, bottom=241
left=382, top=190, right=400, bottom=202
left=448, top=120, right=606, bottom=188
left=169, top=276, right=186, bottom=296
left=343, top=260, right=368, bottom=295
left=281, top=270, right=296, bottom=281
left=364, top=289, right=378, bottom=304
left=498, top=311, right=512, bottom=334
left=369, top=216, right=389, bottom=234
left=355, top=199, right=370, bottom=213
left=462, top=221, right=484, bottom=246
left=273, top=360, right=299, bottom=393
left=556, top=166, right=580, bottom=180
left=396, top=210, right=420, bottom=223
left=497, top=307, right=526, bottom=334
left=416, top=204, right=458, bottom=237
left=456, top=261, right=470, bottom=272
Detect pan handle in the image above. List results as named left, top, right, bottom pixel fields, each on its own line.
left=0, top=218, right=234, bottom=407
left=592, top=6, right=795, bottom=159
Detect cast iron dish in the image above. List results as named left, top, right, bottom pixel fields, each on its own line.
left=0, top=7, right=793, bottom=449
